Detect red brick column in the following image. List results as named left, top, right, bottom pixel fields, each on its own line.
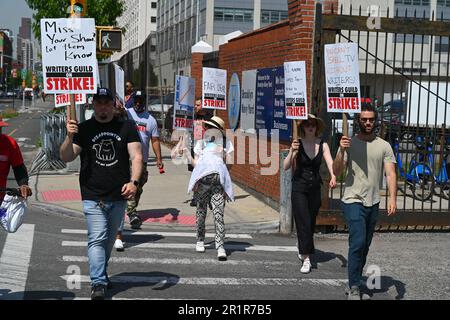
left=287, top=0, right=339, bottom=109
left=191, top=52, right=204, bottom=99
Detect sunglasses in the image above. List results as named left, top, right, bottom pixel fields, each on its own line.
left=304, top=122, right=316, bottom=127
left=360, top=117, right=376, bottom=123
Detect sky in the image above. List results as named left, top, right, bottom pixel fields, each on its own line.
left=0, top=0, right=34, bottom=58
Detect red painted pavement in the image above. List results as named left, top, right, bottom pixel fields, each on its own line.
left=41, top=189, right=196, bottom=226
left=41, top=189, right=81, bottom=202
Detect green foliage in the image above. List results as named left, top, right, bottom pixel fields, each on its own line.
left=25, top=0, right=125, bottom=41
left=0, top=108, right=19, bottom=119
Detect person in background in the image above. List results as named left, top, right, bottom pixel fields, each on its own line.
left=124, top=81, right=135, bottom=109
left=114, top=90, right=164, bottom=251
left=0, top=116, right=32, bottom=201
left=333, top=103, right=397, bottom=300
left=283, top=114, right=336, bottom=274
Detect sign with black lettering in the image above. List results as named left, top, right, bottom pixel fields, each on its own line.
left=202, top=67, right=227, bottom=110
left=40, top=18, right=97, bottom=94
left=325, top=43, right=361, bottom=114
left=284, top=61, right=308, bottom=120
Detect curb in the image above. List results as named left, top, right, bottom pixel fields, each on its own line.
left=29, top=197, right=281, bottom=234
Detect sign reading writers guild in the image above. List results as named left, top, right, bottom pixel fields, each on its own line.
left=324, top=43, right=361, bottom=114
left=40, top=18, right=98, bottom=94
left=202, top=67, right=227, bottom=110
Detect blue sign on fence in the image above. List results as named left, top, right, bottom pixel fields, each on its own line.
left=273, top=66, right=292, bottom=141
left=255, top=68, right=274, bottom=135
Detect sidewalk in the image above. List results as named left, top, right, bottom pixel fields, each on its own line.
left=29, top=144, right=280, bottom=233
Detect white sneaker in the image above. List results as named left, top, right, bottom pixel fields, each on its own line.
left=195, top=241, right=205, bottom=253
left=217, top=247, right=227, bottom=261
left=300, top=259, right=311, bottom=274
left=114, top=239, right=124, bottom=252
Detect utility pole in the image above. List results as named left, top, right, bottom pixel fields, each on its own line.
left=68, top=0, right=87, bottom=121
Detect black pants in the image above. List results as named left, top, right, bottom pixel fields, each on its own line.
left=291, top=186, right=322, bottom=255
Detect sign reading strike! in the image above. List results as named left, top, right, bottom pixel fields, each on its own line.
left=40, top=18, right=98, bottom=94
left=284, top=61, right=308, bottom=119
left=202, top=67, right=227, bottom=110
left=324, top=43, right=361, bottom=113
left=54, top=93, right=86, bottom=108
left=173, top=75, right=195, bottom=131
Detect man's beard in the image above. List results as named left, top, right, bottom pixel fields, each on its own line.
left=98, top=113, right=108, bottom=120
left=358, top=122, right=375, bottom=135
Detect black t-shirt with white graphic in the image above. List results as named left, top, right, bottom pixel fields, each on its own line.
left=73, top=117, right=141, bottom=201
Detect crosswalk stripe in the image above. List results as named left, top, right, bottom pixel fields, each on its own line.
left=62, top=255, right=298, bottom=266
left=60, top=275, right=347, bottom=287
left=62, top=297, right=202, bottom=300
left=61, top=229, right=252, bottom=239
left=0, top=224, right=35, bottom=300
left=61, top=241, right=298, bottom=252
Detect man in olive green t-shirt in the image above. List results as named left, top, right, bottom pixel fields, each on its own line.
left=333, top=104, right=397, bottom=300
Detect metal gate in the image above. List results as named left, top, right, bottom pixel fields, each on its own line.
left=312, top=2, right=450, bottom=228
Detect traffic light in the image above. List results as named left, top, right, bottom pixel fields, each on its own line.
left=32, top=75, right=37, bottom=89
left=97, top=28, right=122, bottom=52
left=70, top=0, right=87, bottom=17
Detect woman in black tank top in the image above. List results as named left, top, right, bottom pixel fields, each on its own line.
left=283, top=114, right=336, bottom=274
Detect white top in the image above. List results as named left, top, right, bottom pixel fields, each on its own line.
left=126, top=108, right=159, bottom=162
left=187, top=139, right=234, bottom=201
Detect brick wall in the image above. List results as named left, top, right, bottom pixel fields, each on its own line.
left=191, top=1, right=338, bottom=205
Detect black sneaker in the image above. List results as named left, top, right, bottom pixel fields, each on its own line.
left=90, top=284, right=106, bottom=300
left=129, top=214, right=142, bottom=229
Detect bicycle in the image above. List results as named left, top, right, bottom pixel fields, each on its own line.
left=393, top=137, right=435, bottom=201
left=414, top=136, right=450, bottom=200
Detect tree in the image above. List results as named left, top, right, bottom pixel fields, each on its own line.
left=26, top=0, right=125, bottom=41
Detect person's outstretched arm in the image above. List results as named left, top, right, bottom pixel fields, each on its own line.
left=322, top=142, right=337, bottom=188
left=60, top=120, right=82, bottom=162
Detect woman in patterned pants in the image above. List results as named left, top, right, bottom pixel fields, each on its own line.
left=186, top=116, right=234, bottom=261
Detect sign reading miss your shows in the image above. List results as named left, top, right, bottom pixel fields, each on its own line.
left=40, top=18, right=98, bottom=94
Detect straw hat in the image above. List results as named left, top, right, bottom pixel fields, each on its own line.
left=299, top=114, right=324, bottom=136
left=203, top=116, right=225, bottom=131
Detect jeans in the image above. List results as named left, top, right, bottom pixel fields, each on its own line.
left=83, top=200, right=127, bottom=286
left=342, top=202, right=379, bottom=288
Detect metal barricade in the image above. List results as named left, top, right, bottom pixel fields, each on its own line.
left=29, top=112, right=67, bottom=174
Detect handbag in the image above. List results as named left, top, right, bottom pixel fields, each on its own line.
left=0, top=194, right=28, bottom=233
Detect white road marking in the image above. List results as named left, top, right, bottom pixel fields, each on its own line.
left=61, top=241, right=297, bottom=252
left=62, top=255, right=296, bottom=266
left=0, top=224, right=35, bottom=300
left=60, top=275, right=347, bottom=287
left=61, top=229, right=252, bottom=239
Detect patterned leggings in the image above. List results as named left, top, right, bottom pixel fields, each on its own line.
left=194, top=174, right=226, bottom=249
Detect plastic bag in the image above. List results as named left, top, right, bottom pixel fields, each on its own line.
left=0, top=194, right=27, bottom=233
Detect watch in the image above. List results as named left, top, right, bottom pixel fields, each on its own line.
left=131, top=180, right=139, bottom=186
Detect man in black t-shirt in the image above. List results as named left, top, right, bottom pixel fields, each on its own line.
left=60, top=87, right=143, bottom=300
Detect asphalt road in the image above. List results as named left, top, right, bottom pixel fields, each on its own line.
left=1, top=206, right=449, bottom=301
left=1, top=98, right=449, bottom=302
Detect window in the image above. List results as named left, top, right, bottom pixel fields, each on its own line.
left=270, top=11, right=280, bottom=23
left=214, top=7, right=253, bottom=22
left=261, top=11, right=270, bottom=24
left=224, top=8, right=234, bottom=21
left=151, top=16, right=157, bottom=23
left=261, top=10, right=288, bottom=25
left=151, top=2, right=157, bottom=9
